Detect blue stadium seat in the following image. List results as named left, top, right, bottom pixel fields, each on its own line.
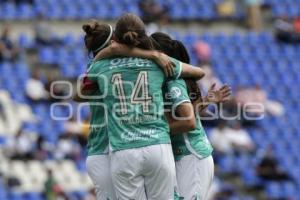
left=23, top=193, right=42, bottom=200
left=218, top=156, right=235, bottom=173
left=0, top=0, right=299, bottom=20
left=76, top=160, right=87, bottom=172
left=242, top=170, right=261, bottom=187
left=266, top=182, right=283, bottom=198
left=39, top=47, right=56, bottom=64
left=18, top=34, right=34, bottom=49
left=0, top=137, right=6, bottom=146
left=17, top=3, right=35, bottom=20
left=8, top=192, right=24, bottom=200
left=73, top=191, right=88, bottom=200
left=1, top=2, right=17, bottom=20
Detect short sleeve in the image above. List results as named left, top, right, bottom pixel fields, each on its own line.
left=170, top=57, right=182, bottom=79
left=166, top=79, right=190, bottom=108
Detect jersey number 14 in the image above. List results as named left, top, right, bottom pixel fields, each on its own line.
left=111, top=71, right=152, bottom=115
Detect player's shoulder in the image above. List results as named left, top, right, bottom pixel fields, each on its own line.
left=166, top=79, right=189, bottom=100
left=87, top=58, right=111, bottom=74
left=169, top=57, right=182, bottom=68
left=169, top=57, right=181, bottom=63
left=167, top=79, right=187, bottom=89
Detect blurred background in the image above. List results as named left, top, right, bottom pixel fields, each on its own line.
left=0, top=0, right=300, bottom=199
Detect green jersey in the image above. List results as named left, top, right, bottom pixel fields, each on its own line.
left=86, top=88, right=109, bottom=156
left=85, top=61, right=109, bottom=156
left=88, top=57, right=182, bottom=151
left=166, top=79, right=213, bottom=161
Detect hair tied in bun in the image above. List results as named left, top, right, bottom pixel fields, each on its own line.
left=82, top=24, right=93, bottom=35
left=123, top=31, right=140, bottom=46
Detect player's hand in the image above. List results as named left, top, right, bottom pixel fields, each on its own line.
left=207, top=83, right=231, bottom=103
left=155, top=52, right=176, bottom=77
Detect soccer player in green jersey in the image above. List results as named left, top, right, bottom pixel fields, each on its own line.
left=79, top=20, right=195, bottom=200
left=151, top=33, right=231, bottom=200
left=77, top=21, right=117, bottom=200
left=86, top=14, right=206, bottom=200
left=95, top=36, right=230, bottom=200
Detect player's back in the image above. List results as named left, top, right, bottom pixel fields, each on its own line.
left=89, top=57, right=181, bottom=151
left=87, top=91, right=109, bottom=156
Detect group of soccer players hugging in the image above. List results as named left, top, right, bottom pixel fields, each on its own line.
left=75, top=13, right=231, bottom=200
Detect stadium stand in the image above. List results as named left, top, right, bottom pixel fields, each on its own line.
left=1, top=0, right=300, bottom=21
left=1, top=29, right=299, bottom=199
left=1, top=0, right=240, bottom=20
left=1, top=0, right=300, bottom=199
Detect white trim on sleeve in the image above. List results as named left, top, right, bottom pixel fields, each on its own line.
left=176, top=62, right=182, bottom=79
left=173, top=99, right=191, bottom=108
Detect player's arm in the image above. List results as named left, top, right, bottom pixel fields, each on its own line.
left=94, top=42, right=205, bottom=79
left=166, top=103, right=196, bottom=135
left=165, top=80, right=196, bottom=135
left=73, top=61, right=101, bottom=102
left=180, top=63, right=205, bottom=80
left=73, top=74, right=98, bottom=102
left=94, top=41, right=175, bottom=77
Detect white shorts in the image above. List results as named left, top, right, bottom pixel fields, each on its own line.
left=176, top=155, right=214, bottom=200
left=86, top=155, right=116, bottom=200
left=110, top=144, right=176, bottom=200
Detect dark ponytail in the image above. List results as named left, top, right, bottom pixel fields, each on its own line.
left=122, top=31, right=140, bottom=46
left=115, top=13, right=154, bottom=50
left=150, top=32, right=190, bottom=63
left=150, top=32, right=173, bottom=54
left=172, top=40, right=190, bottom=64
